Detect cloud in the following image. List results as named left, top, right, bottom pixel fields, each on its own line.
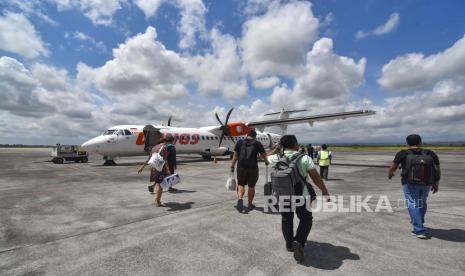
left=356, top=12, right=400, bottom=39
left=0, top=12, right=48, bottom=59
left=187, top=28, right=247, bottom=100
left=175, top=0, right=207, bottom=50
left=253, top=76, right=280, bottom=89
left=51, top=0, right=123, bottom=25
left=82, top=27, right=189, bottom=102
left=270, top=38, right=366, bottom=109
left=66, top=31, right=107, bottom=52
left=4, top=0, right=58, bottom=25
left=378, top=35, right=465, bottom=91
left=241, top=1, right=319, bottom=79
left=134, top=0, right=165, bottom=18
left=0, top=57, right=55, bottom=117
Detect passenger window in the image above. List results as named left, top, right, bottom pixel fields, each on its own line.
left=201, top=136, right=204, bottom=140
left=215, top=137, right=218, bottom=140
left=206, top=136, right=210, bottom=140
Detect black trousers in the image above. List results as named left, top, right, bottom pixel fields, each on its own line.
left=319, top=166, right=329, bottom=180
left=281, top=202, right=313, bottom=246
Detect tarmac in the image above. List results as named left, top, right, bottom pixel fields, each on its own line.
left=0, top=148, right=464, bottom=275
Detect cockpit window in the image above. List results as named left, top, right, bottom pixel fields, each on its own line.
left=124, top=129, right=132, bottom=135
left=103, top=129, right=116, bottom=135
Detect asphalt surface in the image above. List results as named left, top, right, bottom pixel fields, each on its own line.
left=0, top=148, right=464, bottom=275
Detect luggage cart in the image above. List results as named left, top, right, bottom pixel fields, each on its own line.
left=51, top=144, right=88, bottom=164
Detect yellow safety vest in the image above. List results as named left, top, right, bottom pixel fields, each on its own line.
left=319, top=150, right=331, bottom=166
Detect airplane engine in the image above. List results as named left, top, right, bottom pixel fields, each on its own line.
left=226, top=122, right=252, bottom=136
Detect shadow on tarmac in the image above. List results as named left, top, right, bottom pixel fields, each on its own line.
left=163, top=201, right=194, bottom=211
left=302, top=241, right=360, bottom=270
left=429, top=228, right=465, bottom=242
left=167, top=189, right=196, bottom=194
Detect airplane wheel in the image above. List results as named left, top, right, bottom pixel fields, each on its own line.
left=202, top=155, right=212, bottom=161
left=55, top=158, right=64, bottom=164
left=81, top=157, right=88, bottom=163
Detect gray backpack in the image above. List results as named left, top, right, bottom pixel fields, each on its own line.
left=270, top=153, right=306, bottom=197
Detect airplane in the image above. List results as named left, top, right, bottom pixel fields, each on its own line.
left=81, top=108, right=376, bottom=165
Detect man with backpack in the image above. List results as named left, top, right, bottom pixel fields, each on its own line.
left=231, top=130, right=269, bottom=212
left=317, top=144, right=332, bottom=180
left=268, top=135, right=330, bottom=263
left=388, top=134, right=440, bottom=239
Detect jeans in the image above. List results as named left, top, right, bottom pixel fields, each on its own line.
left=402, top=183, right=430, bottom=234
left=281, top=200, right=313, bottom=246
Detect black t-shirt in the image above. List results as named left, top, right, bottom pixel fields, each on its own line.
left=393, top=148, right=440, bottom=182
left=234, top=139, right=265, bottom=168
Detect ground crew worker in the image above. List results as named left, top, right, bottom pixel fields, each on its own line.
left=317, top=144, right=331, bottom=180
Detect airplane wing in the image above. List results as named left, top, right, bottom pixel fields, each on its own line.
left=247, top=110, right=376, bottom=128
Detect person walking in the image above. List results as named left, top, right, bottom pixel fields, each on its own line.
left=317, top=144, right=332, bottom=180
left=307, top=144, right=314, bottom=160
left=388, top=134, right=440, bottom=239
left=268, top=135, right=330, bottom=263
left=230, top=130, right=269, bottom=212
left=138, top=138, right=171, bottom=206
left=165, top=135, right=178, bottom=192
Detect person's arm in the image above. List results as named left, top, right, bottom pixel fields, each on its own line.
left=260, top=153, right=270, bottom=166
left=388, top=162, right=399, bottom=179
left=138, top=154, right=151, bottom=174
left=308, top=168, right=330, bottom=198
left=230, top=151, right=238, bottom=172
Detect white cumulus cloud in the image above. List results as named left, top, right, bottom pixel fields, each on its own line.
left=51, top=0, right=123, bottom=25
left=241, top=1, right=319, bottom=79
left=0, top=12, right=48, bottom=59
left=378, top=35, right=465, bottom=91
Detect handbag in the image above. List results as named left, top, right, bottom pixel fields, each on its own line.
left=226, top=172, right=236, bottom=191
left=161, top=173, right=181, bottom=189
left=148, top=146, right=165, bottom=172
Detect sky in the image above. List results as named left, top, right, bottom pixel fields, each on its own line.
left=1, top=0, right=465, bottom=145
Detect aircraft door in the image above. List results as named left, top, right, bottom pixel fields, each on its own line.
left=266, top=133, right=274, bottom=149
left=143, top=125, right=162, bottom=154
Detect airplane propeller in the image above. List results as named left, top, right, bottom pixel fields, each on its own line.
left=167, top=116, right=172, bottom=127
left=215, top=107, right=234, bottom=147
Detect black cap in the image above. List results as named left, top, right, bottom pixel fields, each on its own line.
left=248, top=129, right=257, bottom=138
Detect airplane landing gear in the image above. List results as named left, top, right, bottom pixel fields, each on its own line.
left=103, top=156, right=117, bottom=166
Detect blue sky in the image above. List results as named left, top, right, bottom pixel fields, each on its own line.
left=1, top=0, right=465, bottom=144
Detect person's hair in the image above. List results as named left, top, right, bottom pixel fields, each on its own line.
left=280, top=135, right=298, bottom=149
left=406, top=134, right=422, bottom=146
left=248, top=129, right=257, bottom=138
left=322, top=144, right=328, bottom=150
left=165, top=135, right=175, bottom=142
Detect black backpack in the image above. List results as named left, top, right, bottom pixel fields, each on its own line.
left=402, top=149, right=435, bottom=185
left=238, top=140, right=258, bottom=167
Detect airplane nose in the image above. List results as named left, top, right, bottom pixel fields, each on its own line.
left=81, top=138, right=99, bottom=153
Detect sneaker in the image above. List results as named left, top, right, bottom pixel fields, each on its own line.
left=236, top=199, right=243, bottom=212
left=247, top=204, right=256, bottom=211
left=292, top=241, right=304, bottom=263
left=416, top=233, right=428, bottom=239
left=148, top=185, right=154, bottom=194
left=286, top=242, right=293, bottom=252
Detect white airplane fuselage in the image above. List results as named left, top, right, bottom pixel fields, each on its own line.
left=81, top=125, right=281, bottom=159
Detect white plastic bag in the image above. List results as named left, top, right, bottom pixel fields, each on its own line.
left=148, top=146, right=165, bottom=172
left=160, top=173, right=181, bottom=189
left=226, top=172, right=236, bottom=191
